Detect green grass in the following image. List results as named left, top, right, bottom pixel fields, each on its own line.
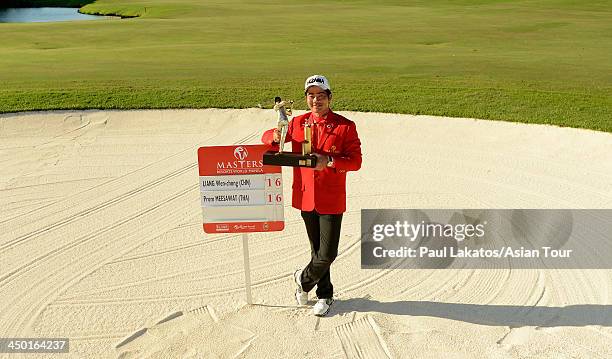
left=1, top=0, right=611, bottom=132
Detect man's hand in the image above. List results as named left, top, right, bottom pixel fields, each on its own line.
left=313, top=153, right=329, bottom=171
left=272, top=129, right=280, bottom=143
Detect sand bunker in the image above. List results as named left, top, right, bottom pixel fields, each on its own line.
left=1, top=109, right=611, bottom=358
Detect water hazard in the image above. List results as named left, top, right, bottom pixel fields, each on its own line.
left=0, top=7, right=102, bottom=23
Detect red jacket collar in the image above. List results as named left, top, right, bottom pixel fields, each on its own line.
left=309, top=110, right=335, bottom=124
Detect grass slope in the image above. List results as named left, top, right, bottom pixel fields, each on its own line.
left=1, top=0, right=611, bottom=132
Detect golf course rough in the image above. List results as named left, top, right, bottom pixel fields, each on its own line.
left=1, top=0, right=611, bottom=132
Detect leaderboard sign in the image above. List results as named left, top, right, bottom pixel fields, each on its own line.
left=197, top=145, right=284, bottom=233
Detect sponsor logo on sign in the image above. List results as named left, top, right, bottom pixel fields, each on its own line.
left=216, top=224, right=230, bottom=231
left=234, top=224, right=256, bottom=230
left=216, top=160, right=263, bottom=170
left=234, top=146, right=249, bottom=161
left=212, top=146, right=262, bottom=172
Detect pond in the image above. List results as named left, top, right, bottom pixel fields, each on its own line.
left=0, top=7, right=103, bottom=23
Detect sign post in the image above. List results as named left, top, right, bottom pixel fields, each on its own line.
left=197, top=145, right=284, bottom=304
left=241, top=233, right=252, bottom=304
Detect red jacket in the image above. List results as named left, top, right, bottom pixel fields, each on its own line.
left=262, top=111, right=362, bottom=214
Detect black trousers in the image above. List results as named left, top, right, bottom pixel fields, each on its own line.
left=299, top=210, right=343, bottom=299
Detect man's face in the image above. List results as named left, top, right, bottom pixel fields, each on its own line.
left=306, top=86, right=331, bottom=117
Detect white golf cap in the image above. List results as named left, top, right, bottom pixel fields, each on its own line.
left=304, top=75, right=331, bottom=92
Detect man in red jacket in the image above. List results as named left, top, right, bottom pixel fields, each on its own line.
left=261, top=75, right=362, bottom=316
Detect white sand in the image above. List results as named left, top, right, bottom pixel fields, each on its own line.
left=1, top=109, right=611, bottom=358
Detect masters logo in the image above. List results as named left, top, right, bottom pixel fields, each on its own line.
left=216, top=146, right=263, bottom=170
left=234, top=146, right=248, bottom=160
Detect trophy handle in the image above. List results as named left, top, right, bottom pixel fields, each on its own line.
left=302, top=123, right=312, bottom=156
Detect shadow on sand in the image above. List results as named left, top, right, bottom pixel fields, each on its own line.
left=332, top=298, right=612, bottom=327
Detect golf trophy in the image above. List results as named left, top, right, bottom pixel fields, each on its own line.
left=263, top=97, right=318, bottom=168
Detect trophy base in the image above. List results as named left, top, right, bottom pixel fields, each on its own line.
left=263, top=151, right=317, bottom=168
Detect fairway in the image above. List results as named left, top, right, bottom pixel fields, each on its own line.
left=1, top=0, right=611, bottom=131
